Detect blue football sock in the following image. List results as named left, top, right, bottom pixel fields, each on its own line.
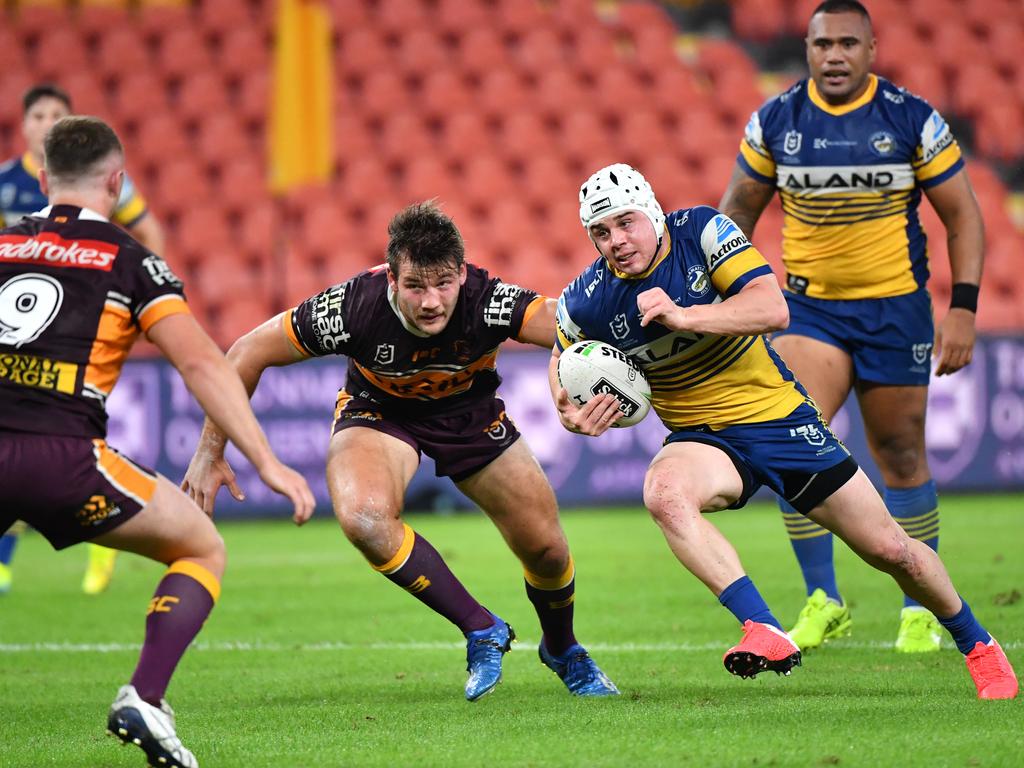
left=718, top=575, right=782, bottom=630
left=780, top=498, right=840, bottom=602
left=936, top=598, right=991, bottom=655
left=0, top=533, right=18, bottom=566
left=886, top=481, right=939, bottom=609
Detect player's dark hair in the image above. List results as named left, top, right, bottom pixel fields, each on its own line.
left=812, top=0, right=871, bottom=23
left=386, top=201, right=465, bottom=276
left=23, top=83, right=72, bottom=115
left=44, top=116, right=124, bottom=185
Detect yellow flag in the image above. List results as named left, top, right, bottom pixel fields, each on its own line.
left=270, top=0, right=333, bottom=193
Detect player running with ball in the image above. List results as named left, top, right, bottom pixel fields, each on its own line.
left=549, top=163, right=1016, bottom=699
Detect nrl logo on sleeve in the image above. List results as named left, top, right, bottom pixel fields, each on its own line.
left=783, top=130, right=802, bottom=155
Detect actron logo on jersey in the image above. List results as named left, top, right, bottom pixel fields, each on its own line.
left=0, top=233, right=118, bottom=270
left=710, top=214, right=750, bottom=266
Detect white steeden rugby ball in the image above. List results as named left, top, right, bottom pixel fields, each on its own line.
left=558, top=340, right=651, bottom=427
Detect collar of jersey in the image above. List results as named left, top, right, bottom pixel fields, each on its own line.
left=386, top=284, right=431, bottom=338
left=808, top=73, right=877, bottom=116
left=607, top=229, right=672, bottom=280
left=21, top=151, right=40, bottom=178
left=37, top=204, right=110, bottom=222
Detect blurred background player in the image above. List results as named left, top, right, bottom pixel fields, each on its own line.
left=0, top=82, right=168, bottom=596
left=183, top=202, right=618, bottom=701
left=551, top=162, right=1015, bottom=699
left=718, top=0, right=985, bottom=653
left=0, top=115, right=314, bottom=768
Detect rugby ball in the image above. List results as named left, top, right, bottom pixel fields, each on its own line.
left=557, top=340, right=651, bottom=427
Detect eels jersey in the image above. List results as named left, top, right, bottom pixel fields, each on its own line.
left=738, top=74, right=964, bottom=300
left=556, top=206, right=807, bottom=431
left=0, top=152, right=150, bottom=228
left=0, top=204, right=189, bottom=438
left=285, top=264, right=546, bottom=417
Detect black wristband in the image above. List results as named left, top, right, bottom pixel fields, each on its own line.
left=950, top=283, right=979, bottom=313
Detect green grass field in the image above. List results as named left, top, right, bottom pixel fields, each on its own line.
left=2, top=496, right=1022, bottom=768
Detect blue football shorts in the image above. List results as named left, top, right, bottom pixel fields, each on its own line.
left=665, top=401, right=857, bottom=514
left=774, top=288, right=934, bottom=386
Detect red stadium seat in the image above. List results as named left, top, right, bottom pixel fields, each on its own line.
left=461, top=154, right=515, bottom=209
left=435, top=0, right=492, bottom=37
left=175, top=71, right=229, bottom=124
left=93, top=25, right=154, bottom=81
left=216, top=26, right=269, bottom=80
left=298, top=198, right=354, bottom=261
left=195, top=112, right=250, bottom=170
left=377, top=111, right=437, bottom=168
left=153, top=158, right=213, bottom=216
left=591, top=68, right=649, bottom=115
left=419, top=70, right=475, bottom=120
left=75, top=2, right=131, bottom=39
left=31, top=27, right=90, bottom=81
left=890, top=63, right=948, bottom=110
left=475, top=69, right=532, bottom=120
left=333, top=113, right=376, bottom=163
left=155, top=27, right=213, bottom=81
left=136, top=2, right=191, bottom=44
left=928, top=24, right=990, bottom=77
left=613, top=108, right=671, bottom=165
left=612, top=1, right=678, bottom=54
left=873, top=22, right=932, bottom=82
left=498, top=111, right=556, bottom=165
left=401, top=155, right=460, bottom=205
left=340, top=156, right=400, bottom=204
left=134, top=113, right=189, bottom=168
left=556, top=110, right=616, bottom=169
left=196, top=0, right=255, bottom=37
left=356, top=69, right=409, bottom=122
left=212, top=295, right=274, bottom=350
left=975, top=102, right=1024, bottom=161
left=510, top=27, right=567, bottom=77
left=335, top=27, right=393, bottom=80
left=11, top=4, right=68, bottom=40
left=438, top=111, right=494, bottom=159
left=730, top=0, right=788, bottom=43
left=216, top=158, right=268, bottom=214
left=57, top=71, right=111, bottom=121
left=493, top=0, right=548, bottom=37
left=455, top=27, right=509, bottom=78
left=111, top=71, right=169, bottom=127
left=236, top=69, right=269, bottom=125
left=394, top=28, right=449, bottom=78
left=697, top=38, right=758, bottom=83
left=534, top=67, right=593, bottom=121
left=327, top=0, right=371, bottom=30
left=372, top=0, right=431, bottom=36
left=568, top=25, right=619, bottom=78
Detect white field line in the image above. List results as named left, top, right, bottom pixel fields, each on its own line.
left=1, top=639, right=1019, bottom=654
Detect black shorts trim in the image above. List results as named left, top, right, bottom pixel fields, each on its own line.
left=782, top=456, right=859, bottom=515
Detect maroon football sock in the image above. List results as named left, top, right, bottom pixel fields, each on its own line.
left=376, top=524, right=492, bottom=633
left=130, top=561, right=219, bottom=706
left=525, top=559, right=578, bottom=656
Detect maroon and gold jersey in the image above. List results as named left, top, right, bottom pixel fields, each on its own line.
left=0, top=204, right=188, bottom=438
left=285, top=264, right=545, bottom=417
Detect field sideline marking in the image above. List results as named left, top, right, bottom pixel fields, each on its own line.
left=2, top=639, right=1019, bottom=653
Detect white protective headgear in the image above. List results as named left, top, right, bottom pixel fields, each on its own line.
left=578, top=163, right=665, bottom=241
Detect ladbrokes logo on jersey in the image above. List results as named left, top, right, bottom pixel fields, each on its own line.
left=0, top=233, right=117, bottom=270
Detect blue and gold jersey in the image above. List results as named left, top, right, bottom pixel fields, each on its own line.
left=0, top=153, right=149, bottom=229
left=556, top=206, right=807, bottom=431
left=738, top=75, right=963, bottom=300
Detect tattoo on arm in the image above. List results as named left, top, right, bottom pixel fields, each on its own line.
left=719, top=169, right=775, bottom=240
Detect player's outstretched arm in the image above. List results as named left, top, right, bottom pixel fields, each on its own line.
left=718, top=164, right=775, bottom=240
left=517, top=298, right=558, bottom=348
left=149, top=313, right=314, bottom=523
left=925, top=170, right=984, bottom=376
left=547, top=348, right=622, bottom=436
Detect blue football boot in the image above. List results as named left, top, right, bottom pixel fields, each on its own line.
left=464, top=613, right=515, bottom=701
left=539, top=642, right=620, bottom=696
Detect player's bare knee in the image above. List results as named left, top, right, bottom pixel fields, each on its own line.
left=520, top=540, right=570, bottom=578
left=873, top=433, right=926, bottom=483
left=334, top=501, right=398, bottom=557
left=861, top=532, right=912, bottom=574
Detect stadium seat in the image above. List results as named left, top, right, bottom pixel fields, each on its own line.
left=298, top=198, right=354, bottom=260
left=336, top=27, right=393, bottom=81
left=30, top=27, right=90, bottom=81
left=236, top=69, right=269, bottom=126
left=195, top=112, right=250, bottom=170
left=372, top=0, right=431, bottom=36
left=10, top=3, right=68, bottom=40
left=591, top=68, right=649, bottom=114
left=613, top=108, right=672, bottom=164
left=235, top=198, right=279, bottom=265
left=134, top=113, right=189, bottom=168
left=212, top=295, right=274, bottom=350
left=569, top=25, right=620, bottom=77
left=155, top=27, right=213, bottom=81
left=438, top=111, right=494, bottom=159
left=216, top=26, right=269, bottom=80
left=75, top=2, right=130, bottom=39
left=216, top=157, right=267, bottom=213
left=355, top=69, right=409, bottom=122
left=340, top=156, right=399, bottom=205
left=461, top=154, right=514, bottom=208
left=889, top=62, right=948, bottom=109
left=402, top=155, right=460, bottom=204
left=975, top=103, right=1024, bottom=162
left=952, top=63, right=1001, bottom=119
left=511, top=27, right=567, bottom=77
left=394, top=28, right=449, bottom=77
left=730, top=0, right=788, bottom=43
left=333, top=112, right=376, bottom=162
left=375, top=110, right=436, bottom=167
left=174, top=207, right=235, bottom=271
left=533, top=67, right=592, bottom=121
left=928, top=24, right=989, bottom=77
left=153, top=158, right=213, bottom=217
left=498, top=111, right=556, bottom=165
left=435, top=0, right=492, bottom=38
left=493, top=0, right=547, bottom=37
left=612, top=1, right=678, bottom=54
left=111, top=71, right=169, bottom=127
left=175, top=72, right=229, bottom=124
left=419, top=70, right=475, bottom=120
left=455, top=26, right=509, bottom=78
left=556, top=110, right=616, bottom=169
left=196, top=0, right=255, bottom=37
left=136, top=2, right=191, bottom=43
left=696, top=38, right=759, bottom=83
left=475, top=69, right=532, bottom=119
left=93, top=25, right=154, bottom=81
left=873, top=22, right=932, bottom=83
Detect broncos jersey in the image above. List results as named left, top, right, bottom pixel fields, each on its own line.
left=556, top=206, right=807, bottom=431
left=738, top=74, right=964, bottom=300
left=0, top=152, right=150, bottom=228
left=0, top=205, right=189, bottom=438
left=285, top=264, right=546, bottom=417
